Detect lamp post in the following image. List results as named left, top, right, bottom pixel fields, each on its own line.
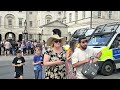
left=38, top=33, right=41, bottom=41
left=90, top=11, right=92, bottom=29
left=23, top=20, right=28, bottom=41
left=41, top=29, right=43, bottom=41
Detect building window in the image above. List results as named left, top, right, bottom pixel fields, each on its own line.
left=64, top=11, right=66, bottom=17
left=82, top=11, right=85, bottom=19
left=29, top=21, right=32, bottom=27
left=109, top=11, right=112, bottom=19
left=19, top=18, right=22, bottom=28
left=69, top=13, right=72, bottom=22
left=8, top=19, right=12, bottom=27
left=75, top=11, right=78, bottom=21
left=0, top=17, right=1, bottom=27
left=45, top=15, right=52, bottom=24
left=5, top=14, right=15, bottom=29
left=29, top=12, right=32, bottom=14
left=98, top=11, right=101, bottom=18
left=58, top=11, right=61, bottom=15
left=47, top=19, right=50, bottom=24
left=29, top=34, right=32, bottom=39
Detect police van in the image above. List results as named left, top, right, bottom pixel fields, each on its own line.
left=88, top=22, right=120, bottom=76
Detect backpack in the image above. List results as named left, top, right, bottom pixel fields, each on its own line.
left=81, top=58, right=99, bottom=79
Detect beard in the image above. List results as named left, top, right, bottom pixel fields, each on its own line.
left=81, top=45, right=87, bottom=50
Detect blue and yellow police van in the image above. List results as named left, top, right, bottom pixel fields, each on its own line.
left=88, top=22, right=120, bottom=76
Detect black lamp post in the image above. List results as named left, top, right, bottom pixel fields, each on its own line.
left=90, top=11, right=92, bottom=29
left=41, top=29, right=43, bottom=40
left=23, top=20, right=28, bottom=41
left=38, top=33, right=41, bottom=41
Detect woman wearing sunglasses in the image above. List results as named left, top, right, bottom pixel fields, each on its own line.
left=43, top=34, right=67, bottom=79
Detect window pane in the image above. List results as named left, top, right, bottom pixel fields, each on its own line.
left=19, top=18, right=22, bottom=28
left=8, top=19, right=12, bottom=26
left=75, top=11, right=78, bottom=20
left=82, top=11, right=85, bottom=19
left=109, top=11, right=112, bottom=19
left=29, top=21, right=32, bottom=27
left=29, top=12, right=32, bottom=14
left=98, top=11, right=101, bottom=18
left=0, top=17, right=1, bottom=27
left=69, top=13, right=72, bottom=22
left=47, top=19, right=50, bottom=24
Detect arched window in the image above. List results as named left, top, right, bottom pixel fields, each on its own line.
left=45, top=15, right=52, bottom=24
left=4, top=14, right=15, bottom=28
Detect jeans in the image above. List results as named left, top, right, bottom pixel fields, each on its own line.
left=34, top=69, right=42, bottom=79
left=12, top=48, right=16, bottom=55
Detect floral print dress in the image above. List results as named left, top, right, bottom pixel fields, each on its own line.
left=44, top=48, right=67, bottom=79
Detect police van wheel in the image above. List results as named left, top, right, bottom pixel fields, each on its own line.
left=101, top=61, right=114, bottom=76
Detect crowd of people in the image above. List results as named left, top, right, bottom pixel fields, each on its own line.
left=10, top=33, right=102, bottom=79
left=0, top=39, right=46, bottom=56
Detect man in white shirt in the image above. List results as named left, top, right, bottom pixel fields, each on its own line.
left=71, top=36, right=101, bottom=79
left=4, top=40, right=11, bottom=56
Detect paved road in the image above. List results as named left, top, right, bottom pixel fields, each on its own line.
left=0, top=55, right=44, bottom=79
left=0, top=55, right=120, bottom=79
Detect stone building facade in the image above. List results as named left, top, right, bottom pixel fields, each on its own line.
left=0, top=11, right=120, bottom=42
left=65, top=11, right=120, bottom=34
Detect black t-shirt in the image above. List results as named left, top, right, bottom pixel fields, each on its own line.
left=12, top=57, right=25, bottom=72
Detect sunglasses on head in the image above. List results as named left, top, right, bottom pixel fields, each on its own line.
left=54, top=39, right=61, bottom=43
left=81, top=40, right=88, bottom=44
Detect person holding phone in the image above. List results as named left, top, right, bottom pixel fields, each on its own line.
left=33, top=46, right=43, bottom=79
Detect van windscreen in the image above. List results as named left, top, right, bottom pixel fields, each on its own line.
left=88, top=33, right=113, bottom=46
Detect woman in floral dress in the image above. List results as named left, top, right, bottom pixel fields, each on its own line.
left=43, top=34, right=67, bottom=79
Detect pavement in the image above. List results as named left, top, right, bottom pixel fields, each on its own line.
left=1, top=55, right=120, bottom=79
left=0, top=55, right=45, bottom=79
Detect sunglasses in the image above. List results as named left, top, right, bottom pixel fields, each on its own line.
left=54, top=39, right=61, bottom=43
left=81, top=40, right=88, bottom=44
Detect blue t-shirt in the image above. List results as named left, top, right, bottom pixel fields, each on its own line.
left=33, top=54, right=43, bottom=70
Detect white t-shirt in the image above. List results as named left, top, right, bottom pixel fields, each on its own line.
left=4, top=41, right=11, bottom=49
left=71, top=47, right=96, bottom=79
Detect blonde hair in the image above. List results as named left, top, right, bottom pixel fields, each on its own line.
left=50, top=41, right=54, bottom=47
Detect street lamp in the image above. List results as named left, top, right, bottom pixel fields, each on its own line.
left=90, top=11, right=92, bottom=29
left=38, top=33, right=41, bottom=41
left=23, top=20, right=28, bottom=41
left=41, top=29, right=43, bottom=40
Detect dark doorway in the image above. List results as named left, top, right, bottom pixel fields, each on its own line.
left=52, top=29, right=61, bottom=37
left=19, top=34, right=23, bottom=41
left=0, top=34, right=1, bottom=41
left=5, top=32, right=16, bottom=41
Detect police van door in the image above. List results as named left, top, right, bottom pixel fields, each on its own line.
left=111, top=33, right=120, bottom=69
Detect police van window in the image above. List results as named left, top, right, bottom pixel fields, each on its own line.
left=94, top=25, right=105, bottom=33
left=103, top=24, right=118, bottom=33
left=111, top=34, right=120, bottom=49
left=88, top=34, right=112, bottom=46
